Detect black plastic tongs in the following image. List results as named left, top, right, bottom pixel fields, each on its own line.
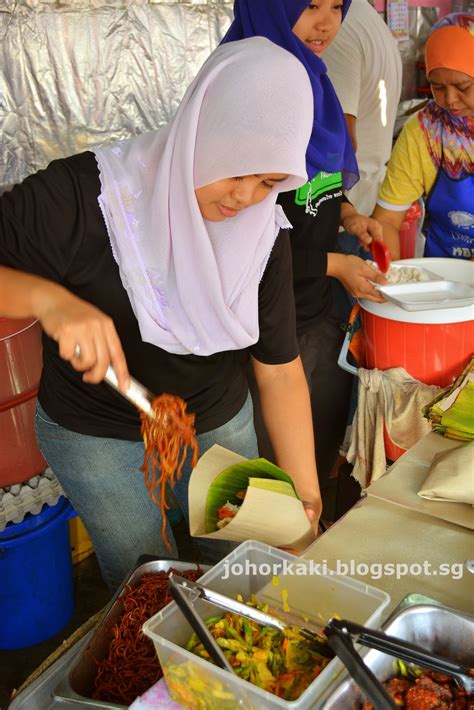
left=168, top=574, right=333, bottom=670
left=169, top=574, right=329, bottom=645
left=326, top=618, right=474, bottom=695
left=168, top=574, right=234, bottom=672
left=324, top=620, right=398, bottom=709
left=168, top=574, right=394, bottom=708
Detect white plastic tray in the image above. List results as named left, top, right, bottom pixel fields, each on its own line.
left=376, top=280, right=474, bottom=311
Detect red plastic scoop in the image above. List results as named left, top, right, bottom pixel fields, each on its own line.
left=371, top=239, right=391, bottom=273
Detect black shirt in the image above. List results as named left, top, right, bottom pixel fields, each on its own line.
left=278, top=171, right=344, bottom=334
left=0, top=152, right=298, bottom=439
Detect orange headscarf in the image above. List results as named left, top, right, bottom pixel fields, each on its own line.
left=425, top=13, right=474, bottom=78
left=419, top=14, right=473, bottom=180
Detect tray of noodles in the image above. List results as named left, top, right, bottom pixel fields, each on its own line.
left=54, top=556, right=210, bottom=708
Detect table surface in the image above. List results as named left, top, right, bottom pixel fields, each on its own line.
left=12, top=434, right=474, bottom=708
left=304, top=434, right=474, bottom=617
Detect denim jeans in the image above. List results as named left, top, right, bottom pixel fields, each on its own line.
left=35, top=395, right=258, bottom=591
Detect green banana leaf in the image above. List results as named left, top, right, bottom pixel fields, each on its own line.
left=204, top=458, right=298, bottom=533
left=434, top=380, right=474, bottom=437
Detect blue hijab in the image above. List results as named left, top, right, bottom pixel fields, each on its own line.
left=221, top=0, right=359, bottom=189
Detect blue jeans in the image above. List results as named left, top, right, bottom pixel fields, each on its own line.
left=35, top=395, right=258, bottom=591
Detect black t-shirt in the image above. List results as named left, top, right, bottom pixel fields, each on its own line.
left=278, top=171, right=344, bottom=334
left=0, top=152, right=298, bottom=439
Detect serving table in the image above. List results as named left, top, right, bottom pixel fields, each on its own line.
left=10, top=433, right=474, bottom=708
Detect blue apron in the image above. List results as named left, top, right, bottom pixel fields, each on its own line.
left=424, top=169, right=474, bottom=259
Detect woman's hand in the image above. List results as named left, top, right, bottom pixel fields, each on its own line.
left=341, top=211, right=384, bottom=250
left=302, top=498, right=322, bottom=536
left=328, top=253, right=388, bottom=302
left=36, top=281, right=130, bottom=389
left=0, top=267, right=130, bottom=388
left=278, top=498, right=322, bottom=555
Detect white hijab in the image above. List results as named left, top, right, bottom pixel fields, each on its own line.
left=94, top=37, right=313, bottom=356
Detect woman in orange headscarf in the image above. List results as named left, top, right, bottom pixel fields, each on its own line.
left=373, top=13, right=473, bottom=259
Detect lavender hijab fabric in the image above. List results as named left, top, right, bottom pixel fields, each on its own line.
left=222, top=0, right=359, bottom=188
left=94, top=38, right=313, bottom=356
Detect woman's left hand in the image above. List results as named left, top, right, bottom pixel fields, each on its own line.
left=342, top=213, right=384, bottom=250
left=302, top=498, right=322, bottom=536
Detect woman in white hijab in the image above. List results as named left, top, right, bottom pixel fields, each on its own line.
left=0, top=37, right=319, bottom=590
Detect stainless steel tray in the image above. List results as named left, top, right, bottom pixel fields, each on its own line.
left=377, top=280, right=474, bottom=311
left=319, top=594, right=474, bottom=708
left=9, top=631, right=94, bottom=710
left=53, top=557, right=209, bottom=709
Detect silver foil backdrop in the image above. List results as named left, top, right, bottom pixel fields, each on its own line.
left=2, top=1, right=467, bottom=189
left=1, top=1, right=233, bottom=188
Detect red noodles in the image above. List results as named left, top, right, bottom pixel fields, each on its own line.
left=140, top=394, right=199, bottom=549
left=93, top=567, right=203, bottom=705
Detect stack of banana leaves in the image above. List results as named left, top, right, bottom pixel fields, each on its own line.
left=422, top=357, right=474, bottom=441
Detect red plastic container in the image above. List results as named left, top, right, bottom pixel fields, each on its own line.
left=360, top=258, right=474, bottom=461
left=0, top=318, right=46, bottom=487
left=399, top=200, right=423, bottom=260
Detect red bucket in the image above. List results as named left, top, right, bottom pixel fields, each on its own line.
left=360, top=258, right=474, bottom=461
left=0, top=318, right=47, bottom=487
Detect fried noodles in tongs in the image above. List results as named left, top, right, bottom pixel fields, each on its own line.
left=105, top=367, right=199, bottom=549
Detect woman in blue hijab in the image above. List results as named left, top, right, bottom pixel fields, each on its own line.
left=223, top=0, right=358, bottom=187
left=223, top=0, right=388, bottom=498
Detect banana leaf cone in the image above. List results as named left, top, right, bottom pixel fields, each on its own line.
left=204, top=458, right=298, bottom=533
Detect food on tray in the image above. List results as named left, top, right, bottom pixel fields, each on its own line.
left=205, top=458, right=298, bottom=533
left=183, top=594, right=333, bottom=702
left=361, top=660, right=474, bottom=710
left=371, top=262, right=430, bottom=284
left=140, top=394, right=199, bottom=549
left=92, top=567, right=203, bottom=705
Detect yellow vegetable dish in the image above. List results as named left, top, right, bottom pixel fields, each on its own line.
left=170, top=594, right=333, bottom=706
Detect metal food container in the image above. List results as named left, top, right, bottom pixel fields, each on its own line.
left=319, top=600, right=474, bottom=709
left=54, top=557, right=209, bottom=709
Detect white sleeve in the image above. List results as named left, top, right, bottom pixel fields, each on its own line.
left=324, top=27, right=362, bottom=118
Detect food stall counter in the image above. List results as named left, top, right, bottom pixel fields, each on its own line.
left=303, top=494, right=473, bottom=617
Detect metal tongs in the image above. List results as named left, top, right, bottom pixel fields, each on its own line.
left=168, top=574, right=331, bottom=672
left=169, top=575, right=397, bottom=709
left=169, top=574, right=329, bottom=645
left=104, top=365, right=154, bottom=417
left=326, top=618, right=474, bottom=695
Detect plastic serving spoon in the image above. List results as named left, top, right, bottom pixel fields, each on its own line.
left=371, top=239, right=391, bottom=273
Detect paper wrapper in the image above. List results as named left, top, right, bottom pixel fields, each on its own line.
left=418, top=442, right=474, bottom=504
left=189, top=445, right=315, bottom=550
left=367, top=433, right=474, bottom=530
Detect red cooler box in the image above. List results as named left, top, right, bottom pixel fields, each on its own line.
left=359, top=258, right=474, bottom=461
